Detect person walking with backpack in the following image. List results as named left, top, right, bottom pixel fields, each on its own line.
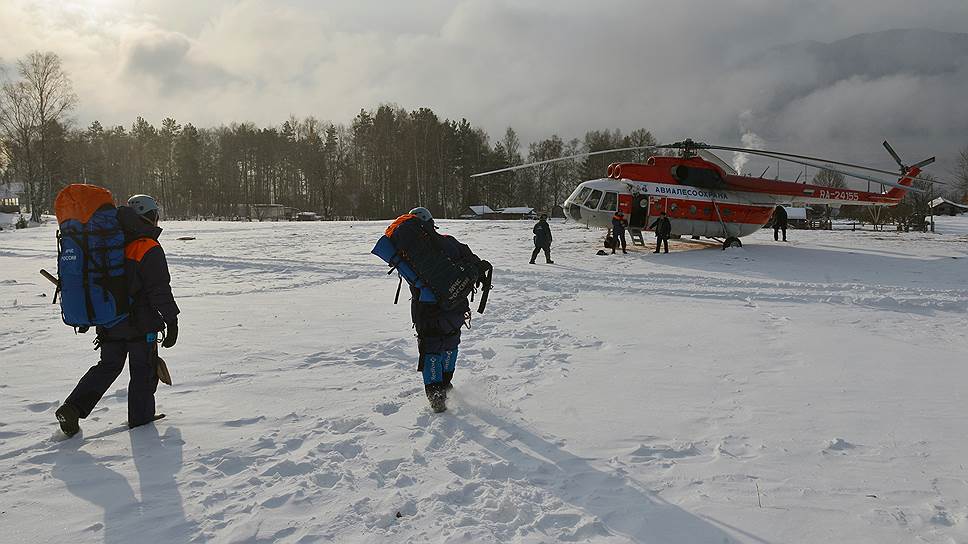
left=56, top=194, right=179, bottom=437
left=530, top=213, right=553, bottom=264
left=611, top=211, right=628, bottom=254
left=650, top=211, right=672, bottom=254
left=405, top=207, right=490, bottom=413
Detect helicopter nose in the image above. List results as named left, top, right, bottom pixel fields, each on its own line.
left=564, top=183, right=588, bottom=221
left=567, top=202, right=582, bottom=221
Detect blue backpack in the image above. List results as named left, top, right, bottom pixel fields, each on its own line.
left=53, top=184, right=130, bottom=329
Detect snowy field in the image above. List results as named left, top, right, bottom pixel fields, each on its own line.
left=2, top=216, right=968, bottom=543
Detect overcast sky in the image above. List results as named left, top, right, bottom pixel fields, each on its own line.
left=2, top=0, right=967, bottom=175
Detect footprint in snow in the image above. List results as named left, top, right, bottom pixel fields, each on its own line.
left=822, top=437, right=859, bottom=454
left=25, top=401, right=59, bottom=413
left=223, top=416, right=266, bottom=427
left=374, top=401, right=402, bottom=416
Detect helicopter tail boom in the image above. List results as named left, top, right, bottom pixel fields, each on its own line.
left=882, top=166, right=920, bottom=201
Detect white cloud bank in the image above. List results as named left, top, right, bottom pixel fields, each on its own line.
left=2, top=0, right=967, bottom=172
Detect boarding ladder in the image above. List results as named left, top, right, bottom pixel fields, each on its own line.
left=629, top=228, right=646, bottom=246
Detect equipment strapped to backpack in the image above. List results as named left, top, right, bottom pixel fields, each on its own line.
left=372, top=214, right=483, bottom=311
left=53, top=184, right=130, bottom=329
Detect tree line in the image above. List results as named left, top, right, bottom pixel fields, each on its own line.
left=1, top=52, right=658, bottom=222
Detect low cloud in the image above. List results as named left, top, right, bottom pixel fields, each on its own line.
left=2, top=0, right=967, bottom=173
left=118, top=27, right=238, bottom=93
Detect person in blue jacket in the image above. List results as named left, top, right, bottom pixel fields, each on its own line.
left=56, top=195, right=179, bottom=437
left=611, top=211, right=628, bottom=254
left=407, top=207, right=490, bottom=413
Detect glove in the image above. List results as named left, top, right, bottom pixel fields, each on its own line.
left=162, top=322, right=178, bottom=348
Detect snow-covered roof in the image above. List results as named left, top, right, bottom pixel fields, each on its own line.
left=499, top=207, right=535, bottom=214
left=783, top=206, right=807, bottom=220
left=930, top=197, right=968, bottom=210
left=467, top=205, right=495, bottom=215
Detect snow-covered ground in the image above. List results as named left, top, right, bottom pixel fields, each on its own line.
left=0, top=212, right=21, bottom=229
left=2, top=216, right=967, bottom=543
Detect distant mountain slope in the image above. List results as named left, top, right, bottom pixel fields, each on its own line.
left=719, top=28, right=968, bottom=169
left=760, top=28, right=968, bottom=81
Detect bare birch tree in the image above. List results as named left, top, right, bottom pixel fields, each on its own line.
left=0, top=51, right=76, bottom=221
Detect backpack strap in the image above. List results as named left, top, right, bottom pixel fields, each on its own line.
left=82, top=229, right=94, bottom=322
left=394, top=274, right=403, bottom=305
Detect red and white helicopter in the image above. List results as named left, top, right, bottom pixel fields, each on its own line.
left=473, top=139, right=944, bottom=249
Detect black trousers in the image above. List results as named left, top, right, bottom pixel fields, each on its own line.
left=66, top=337, right=159, bottom=426
left=774, top=225, right=787, bottom=241
left=531, top=245, right=552, bottom=263
left=655, top=237, right=669, bottom=253
left=612, top=232, right=627, bottom=253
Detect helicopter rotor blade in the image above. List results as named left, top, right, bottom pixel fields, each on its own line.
left=730, top=148, right=927, bottom=194
left=911, top=156, right=936, bottom=169
left=882, top=140, right=905, bottom=171
left=703, top=143, right=948, bottom=186
left=470, top=145, right=663, bottom=178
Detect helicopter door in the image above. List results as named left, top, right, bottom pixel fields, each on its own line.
left=629, top=194, right=649, bottom=228
left=617, top=193, right=632, bottom=216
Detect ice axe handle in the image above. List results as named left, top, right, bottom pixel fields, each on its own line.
left=39, top=269, right=61, bottom=304
left=40, top=269, right=58, bottom=286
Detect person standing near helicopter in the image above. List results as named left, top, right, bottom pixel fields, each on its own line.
left=650, top=211, right=672, bottom=254
left=611, top=211, right=628, bottom=254
left=773, top=205, right=788, bottom=242
left=530, top=213, right=553, bottom=264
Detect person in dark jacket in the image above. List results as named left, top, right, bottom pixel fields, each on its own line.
left=530, top=213, right=553, bottom=264
left=611, top=211, right=628, bottom=254
left=56, top=194, right=179, bottom=437
left=407, top=207, right=490, bottom=413
left=773, top=206, right=788, bottom=242
left=649, top=211, right=672, bottom=253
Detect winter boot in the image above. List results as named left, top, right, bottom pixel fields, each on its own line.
left=128, top=414, right=166, bottom=429
left=443, top=371, right=454, bottom=391
left=425, top=383, right=447, bottom=413
left=55, top=403, right=81, bottom=437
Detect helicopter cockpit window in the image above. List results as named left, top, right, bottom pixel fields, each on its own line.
left=600, top=192, right=618, bottom=212
left=576, top=187, right=593, bottom=204
left=583, top=189, right=603, bottom=209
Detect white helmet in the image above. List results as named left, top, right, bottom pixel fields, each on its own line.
left=409, top=207, right=433, bottom=224
left=128, top=194, right=159, bottom=217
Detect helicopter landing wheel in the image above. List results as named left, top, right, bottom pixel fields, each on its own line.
left=722, top=237, right=742, bottom=250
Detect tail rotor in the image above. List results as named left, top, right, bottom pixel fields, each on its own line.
left=883, top=140, right=935, bottom=176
